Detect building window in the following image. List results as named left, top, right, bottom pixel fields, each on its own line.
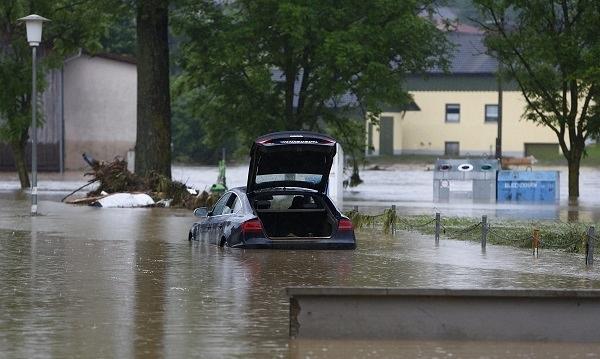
left=485, top=104, right=498, bottom=122
left=445, top=104, right=460, bottom=122
left=445, top=141, right=460, bottom=156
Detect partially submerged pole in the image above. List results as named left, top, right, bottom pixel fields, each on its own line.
left=435, top=212, right=440, bottom=245
left=586, top=226, right=595, bottom=266
left=391, top=205, right=396, bottom=235
left=532, top=229, right=540, bottom=257
left=31, top=45, right=38, bottom=215
left=481, top=215, right=488, bottom=250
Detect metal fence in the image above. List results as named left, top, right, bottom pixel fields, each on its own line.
left=347, top=206, right=597, bottom=266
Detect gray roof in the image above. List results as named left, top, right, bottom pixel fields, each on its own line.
left=440, top=32, right=498, bottom=74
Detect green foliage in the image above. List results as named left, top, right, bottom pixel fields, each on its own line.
left=0, top=0, right=129, bottom=187
left=171, top=80, right=240, bottom=163
left=171, top=0, right=450, bottom=162
left=99, top=3, right=136, bottom=56
left=0, top=0, right=128, bottom=141
left=326, top=114, right=366, bottom=186
left=473, top=0, right=600, bottom=198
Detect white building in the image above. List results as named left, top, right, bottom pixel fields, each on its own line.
left=0, top=52, right=137, bottom=171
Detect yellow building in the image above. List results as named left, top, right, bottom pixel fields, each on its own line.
left=368, top=32, right=558, bottom=158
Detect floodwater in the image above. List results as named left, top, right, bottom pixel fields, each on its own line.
left=344, top=164, right=600, bottom=222
left=1, top=198, right=600, bottom=357
left=2, top=163, right=599, bottom=221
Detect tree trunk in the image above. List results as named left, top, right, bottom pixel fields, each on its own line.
left=10, top=135, right=30, bottom=189
left=135, top=0, right=172, bottom=179
left=567, top=151, right=582, bottom=200
left=349, top=157, right=363, bottom=187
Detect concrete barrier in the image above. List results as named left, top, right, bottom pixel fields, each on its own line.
left=287, top=287, right=600, bottom=342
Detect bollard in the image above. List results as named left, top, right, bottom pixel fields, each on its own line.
left=435, top=212, right=441, bottom=245
left=481, top=215, right=488, bottom=250
left=532, top=229, right=540, bottom=257
left=353, top=205, right=358, bottom=212
left=391, top=205, right=396, bottom=235
left=586, top=226, right=595, bottom=266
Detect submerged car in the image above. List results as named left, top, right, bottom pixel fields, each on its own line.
left=188, top=131, right=356, bottom=249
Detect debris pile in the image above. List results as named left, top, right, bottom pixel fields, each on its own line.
left=64, top=155, right=218, bottom=209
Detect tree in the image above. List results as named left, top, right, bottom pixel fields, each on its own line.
left=172, top=0, right=450, bottom=176
left=171, top=81, right=238, bottom=164
left=134, top=0, right=172, bottom=179
left=473, top=0, right=600, bottom=200
left=0, top=5, right=34, bottom=188
left=99, top=5, right=136, bottom=56
left=0, top=0, right=127, bottom=189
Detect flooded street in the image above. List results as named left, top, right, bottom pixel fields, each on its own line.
left=344, top=164, right=600, bottom=222
left=2, top=163, right=599, bottom=222
left=1, top=198, right=600, bottom=357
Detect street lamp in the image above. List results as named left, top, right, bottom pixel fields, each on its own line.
left=18, top=14, right=50, bottom=215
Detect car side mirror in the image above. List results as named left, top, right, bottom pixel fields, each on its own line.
left=193, top=207, right=208, bottom=217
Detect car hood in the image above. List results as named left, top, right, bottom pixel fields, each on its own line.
left=246, top=131, right=337, bottom=194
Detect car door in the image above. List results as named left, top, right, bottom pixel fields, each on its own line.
left=205, top=193, right=232, bottom=245
left=212, top=194, right=240, bottom=246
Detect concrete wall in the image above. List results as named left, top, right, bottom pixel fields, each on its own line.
left=369, top=91, right=559, bottom=157
left=288, top=287, right=600, bottom=342
left=63, top=55, right=136, bottom=170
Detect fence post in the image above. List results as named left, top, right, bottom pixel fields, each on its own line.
left=353, top=205, right=358, bottom=212
left=586, top=226, right=595, bottom=266
left=532, top=229, right=540, bottom=257
left=481, top=215, right=488, bottom=250
left=391, top=205, right=396, bottom=235
left=435, top=212, right=441, bottom=245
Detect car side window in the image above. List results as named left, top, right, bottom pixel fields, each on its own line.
left=232, top=195, right=243, bottom=214
left=211, top=193, right=232, bottom=216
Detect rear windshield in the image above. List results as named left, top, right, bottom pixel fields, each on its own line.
left=255, top=173, right=322, bottom=185
left=253, top=151, right=329, bottom=189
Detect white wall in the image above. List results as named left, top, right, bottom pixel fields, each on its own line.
left=63, top=55, right=137, bottom=170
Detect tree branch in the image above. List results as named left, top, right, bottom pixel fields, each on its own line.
left=295, top=45, right=312, bottom=118
left=506, top=61, right=561, bottom=137
left=487, top=6, right=565, bottom=120
left=579, top=85, right=594, bottom=139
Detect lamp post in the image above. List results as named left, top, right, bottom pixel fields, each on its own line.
left=18, top=14, right=50, bottom=216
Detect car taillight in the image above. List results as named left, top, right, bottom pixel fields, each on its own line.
left=337, top=218, right=353, bottom=231
left=242, top=218, right=263, bottom=234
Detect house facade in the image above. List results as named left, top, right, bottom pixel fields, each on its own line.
left=0, top=53, right=137, bottom=171
left=368, top=32, right=559, bottom=158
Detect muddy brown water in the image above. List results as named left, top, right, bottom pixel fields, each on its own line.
left=1, top=199, right=600, bottom=358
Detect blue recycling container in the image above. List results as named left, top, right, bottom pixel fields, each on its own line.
left=497, top=171, right=560, bottom=202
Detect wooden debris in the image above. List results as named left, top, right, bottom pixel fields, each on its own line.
left=75, top=156, right=218, bottom=209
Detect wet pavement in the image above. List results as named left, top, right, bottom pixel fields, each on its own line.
left=1, top=198, right=600, bottom=357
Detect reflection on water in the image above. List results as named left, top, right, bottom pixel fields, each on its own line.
left=0, top=199, right=600, bottom=357
left=134, top=215, right=167, bottom=358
